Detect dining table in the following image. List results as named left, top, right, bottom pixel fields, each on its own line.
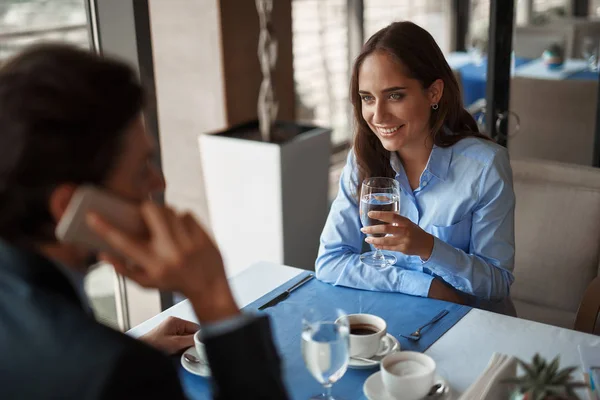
left=446, top=51, right=599, bottom=108
left=128, top=261, right=600, bottom=399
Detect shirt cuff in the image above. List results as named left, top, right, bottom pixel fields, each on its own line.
left=200, top=313, right=255, bottom=339
left=422, top=236, right=459, bottom=275
left=398, top=269, right=434, bottom=297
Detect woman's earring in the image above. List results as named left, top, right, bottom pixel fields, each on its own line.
left=431, top=103, right=439, bottom=110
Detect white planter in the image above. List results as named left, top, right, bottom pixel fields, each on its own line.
left=198, top=123, right=332, bottom=275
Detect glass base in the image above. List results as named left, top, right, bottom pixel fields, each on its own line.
left=309, top=395, right=343, bottom=400
left=360, top=251, right=396, bottom=267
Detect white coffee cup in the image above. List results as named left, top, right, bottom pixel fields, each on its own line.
left=193, top=330, right=207, bottom=361
left=380, top=352, right=436, bottom=400
left=343, top=314, right=392, bottom=358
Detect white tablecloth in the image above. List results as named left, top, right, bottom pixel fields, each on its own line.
left=511, top=58, right=588, bottom=80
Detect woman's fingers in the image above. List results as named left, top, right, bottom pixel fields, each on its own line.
left=365, top=235, right=407, bottom=246
left=366, top=211, right=409, bottom=224
left=361, top=224, right=405, bottom=236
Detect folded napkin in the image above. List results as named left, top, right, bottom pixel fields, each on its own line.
left=459, top=353, right=517, bottom=400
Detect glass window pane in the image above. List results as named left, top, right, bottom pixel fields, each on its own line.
left=0, top=0, right=90, bottom=61
left=364, top=0, right=452, bottom=53
left=533, top=0, right=569, bottom=15
left=0, top=0, right=119, bottom=329
left=85, top=264, right=120, bottom=330
left=469, top=0, right=490, bottom=46
left=292, top=0, right=350, bottom=146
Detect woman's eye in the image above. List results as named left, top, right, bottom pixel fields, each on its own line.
left=389, top=92, right=403, bottom=100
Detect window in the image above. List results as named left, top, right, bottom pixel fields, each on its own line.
left=292, top=0, right=350, bottom=146
left=594, top=0, right=600, bottom=15
left=0, top=0, right=120, bottom=329
left=0, top=0, right=90, bottom=61
left=533, top=0, right=569, bottom=15
left=364, top=0, right=452, bottom=53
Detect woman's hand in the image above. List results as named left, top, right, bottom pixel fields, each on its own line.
left=360, top=211, right=434, bottom=260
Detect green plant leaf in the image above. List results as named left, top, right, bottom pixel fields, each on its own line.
left=518, top=358, right=537, bottom=377
left=548, top=357, right=560, bottom=377
left=551, top=367, right=577, bottom=384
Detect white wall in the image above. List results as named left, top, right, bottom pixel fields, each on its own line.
left=149, top=0, right=227, bottom=229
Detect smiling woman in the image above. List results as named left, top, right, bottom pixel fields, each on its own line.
left=315, top=21, right=517, bottom=316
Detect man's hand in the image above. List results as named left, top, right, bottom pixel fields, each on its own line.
left=140, top=316, right=199, bottom=355
left=428, top=278, right=467, bottom=305
left=87, top=202, right=240, bottom=323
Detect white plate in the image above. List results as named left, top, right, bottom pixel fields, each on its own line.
left=363, top=372, right=451, bottom=400
left=348, top=333, right=400, bottom=369
left=181, top=346, right=211, bottom=377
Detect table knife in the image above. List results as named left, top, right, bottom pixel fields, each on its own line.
left=258, top=274, right=314, bottom=310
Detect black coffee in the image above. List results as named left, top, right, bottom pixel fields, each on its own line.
left=350, top=324, right=380, bottom=335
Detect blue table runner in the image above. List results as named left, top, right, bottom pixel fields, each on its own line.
left=179, top=271, right=471, bottom=399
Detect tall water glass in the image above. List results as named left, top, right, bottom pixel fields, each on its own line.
left=582, top=36, right=599, bottom=72
left=301, top=308, right=349, bottom=400
left=359, top=177, right=401, bottom=268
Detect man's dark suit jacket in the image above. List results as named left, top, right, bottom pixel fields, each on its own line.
left=0, top=240, right=288, bottom=399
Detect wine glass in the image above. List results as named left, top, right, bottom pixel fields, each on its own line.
left=466, top=36, right=485, bottom=66
left=582, top=36, right=599, bottom=72
left=359, top=177, right=400, bottom=268
left=301, top=308, right=349, bottom=400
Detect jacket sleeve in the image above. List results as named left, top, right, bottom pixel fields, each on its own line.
left=99, top=342, right=186, bottom=399
left=203, top=314, right=289, bottom=400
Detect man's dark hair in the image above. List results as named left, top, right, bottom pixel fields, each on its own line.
left=0, top=43, right=144, bottom=245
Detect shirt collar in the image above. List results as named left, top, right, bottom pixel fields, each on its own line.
left=389, top=141, right=452, bottom=182
left=425, top=145, right=452, bottom=181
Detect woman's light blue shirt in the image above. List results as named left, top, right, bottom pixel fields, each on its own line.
left=315, top=137, right=515, bottom=302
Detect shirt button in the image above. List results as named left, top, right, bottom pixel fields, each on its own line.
left=422, top=181, right=428, bottom=187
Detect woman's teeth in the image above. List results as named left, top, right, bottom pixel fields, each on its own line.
left=379, top=126, right=400, bottom=134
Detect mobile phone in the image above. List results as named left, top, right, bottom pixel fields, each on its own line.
left=55, top=185, right=146, bottom=254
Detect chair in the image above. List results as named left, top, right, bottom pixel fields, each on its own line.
left=569, top=19, right=600, bottom=59
left=514, top=24, right=573, bottom=59
left=574, top=276, right=600, bottom=334
left=510, top=158, right=600, bottom=330
left=508, top=77, right=598, bottom=166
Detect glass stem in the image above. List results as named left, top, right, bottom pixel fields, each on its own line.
left=373, top=248, right=385, bottom=261
left=323, top=383, right=333, bottom=398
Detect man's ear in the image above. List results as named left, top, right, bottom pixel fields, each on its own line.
left=48, top=184, right=77, bottom=224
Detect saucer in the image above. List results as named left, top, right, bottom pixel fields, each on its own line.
left=363, top=372, right=450, bottom=400
left=348, top=333, right=400, bottom=369
left=181, top=346, right=211, bottom=377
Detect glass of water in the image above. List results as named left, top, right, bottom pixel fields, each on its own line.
left=301, top=308, right=349, bottom=400
left=359, top=177, right=400, bottom=268
left=582, top=36, right=599, bottom=72
left=466, top=36, right=485, bottom=66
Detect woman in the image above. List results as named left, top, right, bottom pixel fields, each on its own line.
left=315, top=21, right=516, bottom=315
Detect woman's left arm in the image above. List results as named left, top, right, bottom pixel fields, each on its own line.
left=363, top=149, right=515, bottom=301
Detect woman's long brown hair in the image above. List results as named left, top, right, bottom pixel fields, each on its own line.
left=350, top=21, right=490, bottom=198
